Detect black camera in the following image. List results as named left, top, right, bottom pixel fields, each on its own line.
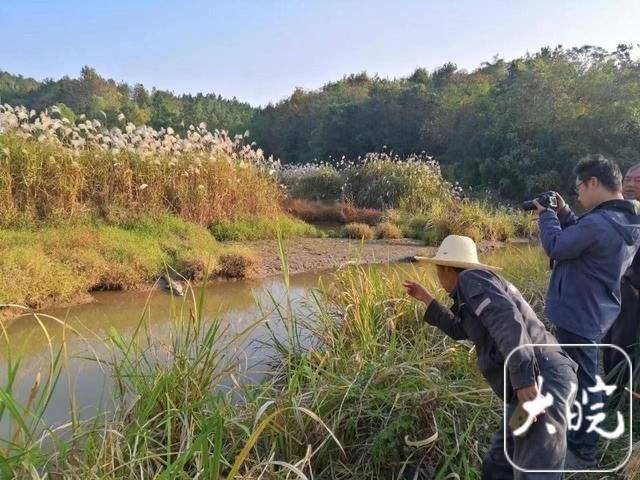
left=522, top=191, right=558, bottom=211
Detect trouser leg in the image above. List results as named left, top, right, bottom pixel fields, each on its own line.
left=555, top=328, right=602, bottom=460
left=481, top=421, right=515, bottom=480
left=482, top=364, right=577, bottom=479
left=511, top=364, right=577, bottom=479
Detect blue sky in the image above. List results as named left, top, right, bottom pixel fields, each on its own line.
left=1, top=0, right=638, bottom=106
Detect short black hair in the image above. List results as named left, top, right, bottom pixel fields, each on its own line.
left=574, top=154, right=622, bottom=192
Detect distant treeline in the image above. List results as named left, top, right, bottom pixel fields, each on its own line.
left=3, top=45, right=640, bottom=198
left=0, top=66, right=254, bottom=135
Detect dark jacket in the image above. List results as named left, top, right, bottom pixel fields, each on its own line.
left=424, top=269, right=576, bottom=401
left=623, top=249, right=640, bottom=290
left=539, top=199, right=640, bottom=341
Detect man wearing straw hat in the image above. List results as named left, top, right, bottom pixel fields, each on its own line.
left=404, top=235, right=578, bottom=479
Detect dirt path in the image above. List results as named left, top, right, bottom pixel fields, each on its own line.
left=239, top=237, right=509, bottom=277
left=245, top=238, right=430, bottom=276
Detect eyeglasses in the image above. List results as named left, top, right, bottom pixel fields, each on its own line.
left=574, top=181, right=584, bottom=194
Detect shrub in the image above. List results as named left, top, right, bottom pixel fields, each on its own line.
left=374, top=222, right=402, bottom=239
left=284, top=199, right=383, bottom=225
left=342, top=222, right=374, bottom=240
left=178, top=258, right=206, bottom=281
left=398, top=199, right=526, bottom=245
left=281, top=165, right=343, bottom=202
left=381, top=208, right=402, bottom=224
left=342, top=153, right=454, bottom=210
left=461, top=225, right=483, bottom=243
left=277, top=153, right=456, bottom=212
left=217, top=251, right=259, bottom=278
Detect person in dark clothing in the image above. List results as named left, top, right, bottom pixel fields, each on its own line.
left=534, top=155, right=640, bottom=468
left=603, top=163, right=640, bottom=384
left=405, top=235, right=578, bottom=479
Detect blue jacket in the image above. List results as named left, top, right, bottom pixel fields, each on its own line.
left=539, top=199, right=640, bottom=340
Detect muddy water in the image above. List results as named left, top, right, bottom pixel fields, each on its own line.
left=1, top=263, right=423, bottom=435
left=1, top=245, right=531, bottom=435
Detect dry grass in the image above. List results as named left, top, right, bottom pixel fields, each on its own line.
left=627, top=444, right=640, bottom=480
left=0, top=134, right=282, bottom=227
left=284, top=198, right=383, bottom=225
left=401, top=200, right=533, bottom=245
left=342, top=222, right=375, bottom=240
left=217, top=251, right=260, bottom=278
left=0, top=105, right=284, bottom=227
left=374, top=221, right=403, bottom=239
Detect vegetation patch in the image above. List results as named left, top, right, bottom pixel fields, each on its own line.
left=342, top=222, right=375, bottom=240
left=1, top=244, right=635, bottom=478
left=374, top=221, right=403, bottom=239
left=217, top=250, right=260, bottom=278
left=0, top=214, right=259, bottom=309
left=210, top=215, right=322, bottom=241
left=0, top=114, right=281, bottom=228
left=284, top=198, right=384, bottom=225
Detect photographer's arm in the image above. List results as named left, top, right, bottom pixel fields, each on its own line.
left=538, top=210, right=597, bottom=261
left=556, top=205, right=578, bottom=228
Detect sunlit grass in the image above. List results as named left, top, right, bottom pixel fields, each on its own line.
left=210, top=215, right=324, bottom=241
left=0, top=133, right=282, bottom=228
left=279, top=156, right=537, bottom=245
left=0, top=214, right=259, bottom=311
left=0, top=245, right=636, bottom=478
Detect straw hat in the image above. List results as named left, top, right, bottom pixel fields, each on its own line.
left=414, top=235, right=501, bottom=271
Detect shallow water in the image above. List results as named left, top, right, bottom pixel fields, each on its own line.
left=0, top=262, right=424, bottom=436
left=0, top=245, right=535, bottom=436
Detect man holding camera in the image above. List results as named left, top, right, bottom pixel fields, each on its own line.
left=534, top=155, right=640, bottom=468
left=603, top=163, right=640, bottom=385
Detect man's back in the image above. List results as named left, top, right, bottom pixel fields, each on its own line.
left=540, top=199, right=640, bottom=340
left=428, top=268, right=575, bottom=399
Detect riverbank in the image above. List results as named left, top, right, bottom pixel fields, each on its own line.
left=0, top=215, right=248, bottom=321
left=0, top=220, right=516, bottom=322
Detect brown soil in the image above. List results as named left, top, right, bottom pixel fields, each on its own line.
left=238, top=237, right=508, bottom=277
left=243, top=237, right=430, bottom=276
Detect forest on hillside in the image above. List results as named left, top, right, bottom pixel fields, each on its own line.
left=3, top=44, right=640, bottom=198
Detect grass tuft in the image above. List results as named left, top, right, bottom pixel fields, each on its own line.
left=342, top=222, right=375, bottom=240
left=217, top=250, right=259, bottom=278
left=374, top=221, right=403, bottom=239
